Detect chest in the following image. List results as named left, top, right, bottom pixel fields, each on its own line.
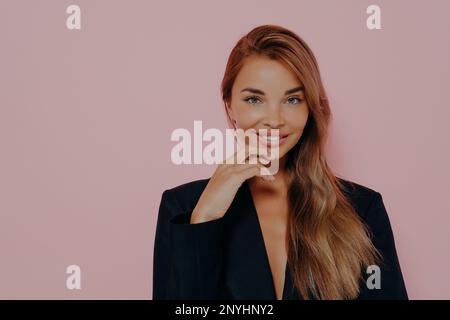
left=251, top=192, right=289, bottom=299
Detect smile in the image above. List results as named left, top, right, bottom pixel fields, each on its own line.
left=257, top=133, right=289, bottom=147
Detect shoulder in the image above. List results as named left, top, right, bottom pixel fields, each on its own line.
left=336, top=177, right=395, bottom=244
left=337, top=178, right=407, bottom=298
left=160, top=178, right=211, bottom=213
left=336, top=177, right=384, bottom=221
left=160, top=176, right=387, bottom=224
left=165, top=178, right=210, bottom=200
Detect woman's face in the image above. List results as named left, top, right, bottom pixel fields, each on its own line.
left=227, top=55, right=310, bottom=162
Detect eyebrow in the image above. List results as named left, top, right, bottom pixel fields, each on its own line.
left=240, top=85, right=304, bottom=96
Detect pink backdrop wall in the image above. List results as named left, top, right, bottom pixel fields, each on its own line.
left=1, top=0, right=449, bottom=299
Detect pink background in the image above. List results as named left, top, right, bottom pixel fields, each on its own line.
left=1, top=0, right=449, bottom=299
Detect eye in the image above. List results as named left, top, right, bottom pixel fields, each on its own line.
left=286, top=96, right=303, bottom=104
left=244, top=95, right=262, bottom=105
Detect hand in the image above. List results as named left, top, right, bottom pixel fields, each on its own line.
left=190, top=144, right=274, bottom=224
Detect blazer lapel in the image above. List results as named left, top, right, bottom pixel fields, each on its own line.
left=223, top=180, right=280, bottom=299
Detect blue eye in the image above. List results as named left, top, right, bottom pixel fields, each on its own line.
left=286, top=97, right=303, bottom=104
left=244, top=96, right=262, bottom=105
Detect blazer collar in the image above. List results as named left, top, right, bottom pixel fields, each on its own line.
left=223, top=180, right=297, bottom=300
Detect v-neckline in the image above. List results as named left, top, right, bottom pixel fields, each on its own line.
left=243, top=179, right=289, bottom=300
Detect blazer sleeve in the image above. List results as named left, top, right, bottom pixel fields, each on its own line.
left=152, top=189, right=226, bottom=300
left=360, top=191, right=409, bottom=300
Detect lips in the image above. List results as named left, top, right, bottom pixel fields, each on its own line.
left=257, top=132, right=289, bottom=147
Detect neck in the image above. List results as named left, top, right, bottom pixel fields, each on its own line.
left=249, top=155, right=289, bottom=195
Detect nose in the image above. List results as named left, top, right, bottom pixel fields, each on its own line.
left=263, top=104, right=285, bottom=129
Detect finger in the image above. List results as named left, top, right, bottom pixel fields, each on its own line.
left=226, top=143, right=273, bottom=165
left=247, top=154, right=270, bottom=166
left=237, top=163, right=275, bottom=181
left=233, top=163, right=261, bottom=172
left=223, top=143, right=249, bottom=164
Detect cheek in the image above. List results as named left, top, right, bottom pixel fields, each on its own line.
left=283, top=108, right=309, bottom=149
left=232, top=103, right=262, bottom=128
left=287, top=106, right=309, bottom=132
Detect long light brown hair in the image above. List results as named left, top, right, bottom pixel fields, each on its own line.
left=221, top=25, right=380, bottom=299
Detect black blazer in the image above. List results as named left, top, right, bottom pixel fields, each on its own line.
left=153, top=177, right=408, bottom=300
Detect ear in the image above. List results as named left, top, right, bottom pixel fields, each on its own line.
left=224, top=101, right=234, bottom=123
left=225, top=102, right=236, bottom=129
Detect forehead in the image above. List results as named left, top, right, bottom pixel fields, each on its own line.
left=233, top=55, right=302, bottom=92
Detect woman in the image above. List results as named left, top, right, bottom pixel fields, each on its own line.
left=153, top=25, right=408, bottom=300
